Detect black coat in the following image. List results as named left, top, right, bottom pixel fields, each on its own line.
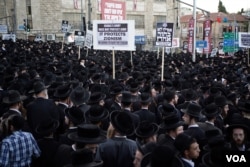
left=31, top=138, right=62, bottom=167
left=133, top=108, right=156, bottom=123
left=95, top=137, right=137, bottom=167
left=26, top=97, right=60, bottom=139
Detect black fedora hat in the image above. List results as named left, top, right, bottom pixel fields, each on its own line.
left=135, top=121, right=159, bottom=138
left=202, top=103, right=221, bottom=117
left=68, top=124, right=106, bottom=144
left=88, top=92, right=106, bottom=104
left=3, top=90, right=27, bottom=104
left=214, top=95, right=229, bottom=107
left=120, top=91, right=137, bottom=103
left=109, top=84, right=124, bottom=96
left=127, top=81, right=140, bottom=92
left=203, top=129, right=225, bottom=151
left=174, top=133, right=195, bottom=153
left=157, top=102, right=175, bottom=117
left=28, top=81, right=50, bottom=94
left=65, top=106, right=85, bottom=125
left=110, top=110, right=135, bottom=136
left=85, top=105, right=109, bottom=123
left=238, top=100, right=250, bottom=113
left=70, top=86, right=90, bottom=106
left=139, top=93, right=152, bottom=103
left=226, top=114, right=249, bottom=135
left=160, top=112, right=184, bottom=130
left=182, top=102, right=202, bottom=118
left=54, top=83, right=72, bottom=98
left=181, top=88, right=199, bottom=101
left=65, top=149, right=103, bottom=167
left=35, top=118, right=59, bottom=136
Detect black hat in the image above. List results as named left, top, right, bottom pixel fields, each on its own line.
left=149, top=145, right=175, bottom=167
left=66, top=149, right=103, bottom=167
left=54, top=83, right=72, bottom=98
left=139, top=92, right=152, bottom=103
left=3, top=90, right=27, bottom=104
left=160, top=112, right=184, bottom=130
left=238, top=100, right=250, bottom=113
left=65, top=106, right=85, bottom=125
left=120, top=91, right=137, bottom=103
left=88, top=92, right=106, bottom=104
left=85, top=105, right=109, bottom=123
left=174, top=133, right=196, bottom=153
left=35, top=118, right=59, bottom=136
left=135, top=121, right=159, bottom=138
left=181, top=88, right=199, bottom=101
left=202, top=103, right=221, bottom=117
left=29, top=81, right=50, bottom=94
left=214, top=95, right=229, bottom=107
left=127, top=81, right=140, bottom=92
left=68, top=124, right=106, bottom=144
left=109, top=84, right=124, bottom=96
left=157, top=102, right=175, bottom=117
left=182, top=102, right=202, bottom=118
left=226, top=114, right=249, bottom=135
left=203, top=129, right=224, bottom=151
left=110, top=110, right=135, bottom=136
left=70, top=86, right=90, bottom=106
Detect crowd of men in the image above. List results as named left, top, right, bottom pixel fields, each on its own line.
left=0, top=38, right=250, bottom=167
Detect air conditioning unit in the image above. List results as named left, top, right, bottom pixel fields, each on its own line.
left=47, top=34, right=55, bottom=41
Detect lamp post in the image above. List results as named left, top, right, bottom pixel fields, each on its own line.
left=192, top=0, right=197, bottom=62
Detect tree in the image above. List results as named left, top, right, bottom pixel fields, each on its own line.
left=218, top=0, right=228, bottom=13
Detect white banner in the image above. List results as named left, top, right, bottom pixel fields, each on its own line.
left=2, top=34, right=16, bottom=42
left=84, top=30, right=93, bottom=48
left=93, top=20, right=135, bottom=51
left=0, top=25, right=8, bottom=34
left=239, top=32, right=250, bottom=48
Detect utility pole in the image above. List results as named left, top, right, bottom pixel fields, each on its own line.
left=88, top=0, right=92, bottom=30
left=192, top=0, right=197, bottom=62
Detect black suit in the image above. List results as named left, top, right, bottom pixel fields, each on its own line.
left=95, top=137, right=137, bottom=167
left=31, top=138, right=62, bottom=167
left=26, top=97, right=60, bottom=139
left=55, top=103, right=68, bottom=135
left=58, top=128, right=77, bottom=145
left=134, top=108, right=156, bottom=123
left=157, top=134, right=177, bottom=152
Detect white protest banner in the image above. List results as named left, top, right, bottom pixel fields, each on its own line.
left=84, top=30, right=93, bottom=48
left=210, top=48, right=218, bottom=57
left=0, top=25, right=8, bottom=34
left=74, top=31, right=85, bottom=46
left=239, top=32, right=250, bottom=48
left=2, top=34, right=16, bottom=42
left=155, top=22, right=174, bottom=47
left=93, top=20, right=135, bottom=51
left=61, top=20, right=69, bottom=33
left=171, top=38, right=180, bottom=48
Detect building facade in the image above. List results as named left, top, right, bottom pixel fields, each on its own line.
left=0, top=0, right=180, bottom=50
left=180, top=12, right=249, bottom=51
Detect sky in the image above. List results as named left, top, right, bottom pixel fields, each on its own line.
left=180, top=0, right=250, bottom=13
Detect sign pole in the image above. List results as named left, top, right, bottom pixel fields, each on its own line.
left=86, top=48, right=89, bottom=57
left=130, top=51, right=133, bottom=67
left=78, top=46, right=81, bottom=60
left=62, top=35, right=65, bottom=52
left=161, top=47, right=165, bottom=81
left=112, top=49, right=115, bottom=79
left=248, top=49, right=250, bottom=67
left=157, top=47, right=160, bottom=59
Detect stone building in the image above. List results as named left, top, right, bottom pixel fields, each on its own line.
left=0, top=0, right=180, bottom=50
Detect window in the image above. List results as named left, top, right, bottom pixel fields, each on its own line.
left=26, top=0, right=33, bottom=29
left=153, top=15, right=166, bottom=28
left=127, top=15, right=144, bottom=28
left=62, top=13, right=85, bottom=30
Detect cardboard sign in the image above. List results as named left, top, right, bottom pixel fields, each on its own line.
left=74, top=31, right=85, bottom=46
left=84, top=30, right=93, bottom=48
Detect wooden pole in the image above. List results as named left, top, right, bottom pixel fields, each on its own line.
left=130, top=51, right=133, bottom=67
left=161, top=47, right=165, bottom=81
left=61, top=35, right=65, bottom=52
left=86, top=48, right=89, bottom=57
left=78, top=46, right=81, bottom=60
left=112, top=49, right=115, bottom=79
left=157, top=47, right=160, bottom=59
